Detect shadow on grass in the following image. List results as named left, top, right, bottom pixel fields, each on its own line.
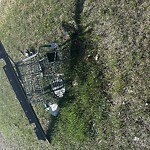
left=46, top=0, right=110, bottom=143
left=45, top=0, right=91, bottom=142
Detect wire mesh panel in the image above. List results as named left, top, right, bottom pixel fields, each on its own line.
left=17, top=57, right=45, bottom=103
left=15, top=44, right=66, bottom=104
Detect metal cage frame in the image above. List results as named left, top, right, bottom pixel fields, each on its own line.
left=15, top=43, right=66, bottom=104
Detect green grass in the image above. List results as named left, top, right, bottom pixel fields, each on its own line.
left=0, top=0, right=150, bottom=149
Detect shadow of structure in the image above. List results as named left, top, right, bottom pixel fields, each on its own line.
left=61, top=1, right=93, bottom=69
left=45, top=0, right=99, bottom=142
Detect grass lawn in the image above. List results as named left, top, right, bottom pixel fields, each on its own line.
left=0, top=0, right=149, bottom=149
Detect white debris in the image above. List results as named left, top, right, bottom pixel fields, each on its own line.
left=94, top=54, right=99, bottom=61
left=145, top=103, right=148, bottom=106
left=22, top=49, right=33, bottom=57
left=53, top=87, right=65, bottom=98
left=51, top=77, right=65, bottom=98
left=46, top=103, right=60, bottom=116
left=72, top=80, right=78, bottom=86
left=134, top=137, right=139, bottom=141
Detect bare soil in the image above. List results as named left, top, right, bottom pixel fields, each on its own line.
left=0, top=132, right=18, bottom=150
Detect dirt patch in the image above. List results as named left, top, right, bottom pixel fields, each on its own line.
left=0, top=132, right=18, bottom=150
left=0, top=0, right=16, bottom=26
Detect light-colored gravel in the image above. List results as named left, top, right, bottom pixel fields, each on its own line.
left=0, top=132, right=18, bottom=150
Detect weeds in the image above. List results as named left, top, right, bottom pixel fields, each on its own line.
left=0, top=0, right=149, bottom=149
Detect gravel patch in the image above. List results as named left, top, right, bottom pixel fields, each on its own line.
left=0, top=132, right=18, bottom=150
